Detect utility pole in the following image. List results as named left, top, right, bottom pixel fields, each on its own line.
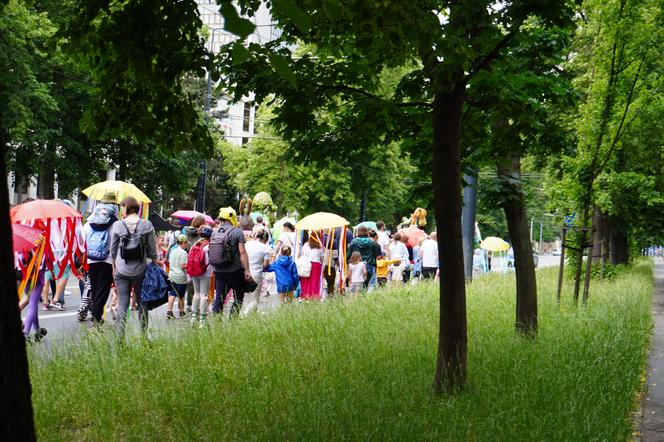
left=461, top=172, right=478, bottom=280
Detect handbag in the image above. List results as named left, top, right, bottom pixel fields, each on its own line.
left=296, top=255, right=312, bottom=278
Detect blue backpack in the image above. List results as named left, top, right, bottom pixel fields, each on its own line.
left=87, top=228, right=110, bottom=261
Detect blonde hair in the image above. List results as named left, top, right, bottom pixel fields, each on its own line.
left=349, top=251, right=362, bottom=264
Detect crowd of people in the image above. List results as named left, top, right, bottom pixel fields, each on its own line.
left=34, top=195, right=440, bottom=337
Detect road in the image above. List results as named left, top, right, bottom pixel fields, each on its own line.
left=25, top=254, right=562, bottom=343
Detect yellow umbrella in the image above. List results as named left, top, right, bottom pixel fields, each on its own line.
left=82, top=180, right=151, bottom=204
left=296, top=212, right=349, bottom=230
left=480, top=236, right=510, bottom=252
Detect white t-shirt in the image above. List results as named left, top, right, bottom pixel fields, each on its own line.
left=377, top=231, right=390, bottom=253
left=278, top=231, right=297, bottom=251
left=390, top=241, right=409, bottom=263
left=301, top=243, right=324, bottom=263
left=349, top=261, right=366, bottom=283
left=245, top=240, right=270, bottom=275
left=420, top=239, right=439, bottom=268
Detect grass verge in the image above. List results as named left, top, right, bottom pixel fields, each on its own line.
left=30, top=260, right=654, bottom=441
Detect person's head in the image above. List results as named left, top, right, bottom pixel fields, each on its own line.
left=156, top=235, right=164, bottom=247
left=400, top=234, right=408, bottom=244
left=120, top=196, right=140, bottom=216
left=376, top=221, right=385, bottom=231
left=369, top=230, right=378, bottom=241
left=349, top=251, right=362, bottom=264
left=393, top=232, right=401, bottom=242
left=283, top=221, right=295, bottom=232
left=308, top=234, right=321, bottom=249
left=377, top=254, right=386, bottom=261
left=256, top=215, right=263, bottom=224
left=430, top=232, right=437, bottom=241
left=177, top=234, right=188, bottom=248
left=356, top=226, right=368, bottom=237
left=191, top=214, right=206, bottom=229
left=281, top=246, right=292, bottom=257
left=255, top=230, right=269, bottom=243
left=218, top=207, right=238, bottom=226
left=199, top=226, right=213, bottom=240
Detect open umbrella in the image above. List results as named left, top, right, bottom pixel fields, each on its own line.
left=12, top=224, right=44, bottom=254
left=171, top=210, right=214, bottom=225
left=11, top=199, right=81, bottom=223
left=149, top=212, right=179, bottom=232
left=82, top=180, right=151, bottom=204
left=480, top=236, right=510, bottom=252
left=296, top=212, right=349, bottom=231
left=354, top=221, right=378, bottom=232
left=398, top=225, right=427, bottom=247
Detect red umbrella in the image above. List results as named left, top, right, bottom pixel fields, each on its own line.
left=171, top=210, right=214, bottom=225
left=398, top=225, right=428, bottom=247
left=10, top=199, right=81, bottom=223
left=12, top=224, right=44, bottom=254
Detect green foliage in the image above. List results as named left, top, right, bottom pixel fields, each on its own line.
left=60, top=0, right=214, bottom=155
left=30, top=262, right=652, bottom=440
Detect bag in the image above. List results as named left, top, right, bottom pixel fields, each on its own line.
left=141, top=264, right=170, bottom=310
left=296, top=255, right=312, bottom=278
left=186, top=244, right=207, bottom=277
left=243, top=274, right=258, bottom=293
left=120, top=220, right=145, bottom=263
left=87, top=229, right=110, bottom=261
left=209, top=226, right=237, bottom=267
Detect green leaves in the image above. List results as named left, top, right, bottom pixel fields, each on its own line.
left=268, top=52, right=297, bottom=87
left=219, top=1, right=255, bottom=39
left=272, top=0, right=311, bottom=33
left=231, top=42, right=251, bottom=65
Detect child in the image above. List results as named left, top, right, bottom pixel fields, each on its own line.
left=156, top=235, right=168, bottom=271
left=167, top=235, right=188, bottom=319
left=347, top=251, right=367, bottom=296
left=264, top=246, right=299, bottom=304
left=376, top=255, right=401, bottom=287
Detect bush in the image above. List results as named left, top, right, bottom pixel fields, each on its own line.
left=30, top=261, right=653, bottom=441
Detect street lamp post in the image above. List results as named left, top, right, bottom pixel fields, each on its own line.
left=196, top=27, right=226, bottom=214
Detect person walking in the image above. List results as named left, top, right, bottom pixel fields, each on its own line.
left=109, top=196, right=158, bottom=337
left=376, top=220, right=390, bottom=255
left=299, top=234, right=324, bottom=300
left=166, top=235, right=188, bottom=319
left=182, top=214, right=206, bottom=313
left=209, top=207, right=251, bottom=317
left=189, top=226, right=212, bottom=326
left=347, top=226, right=380, bottom=291
left=420, top=232, right=439, bottom=279
left=84, top=198, right=118, bottom=324
left=264, top=246, right=299, bottom=304
left=275, top=222, right=297, bottom=256
left=389, top=233, right=409, bottom=284
left=240, top=229, right=271, bottom=316
left=347, top=251, right=367, bottom=296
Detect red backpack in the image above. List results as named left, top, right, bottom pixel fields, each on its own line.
left=186, top=244, right=207, bottom=277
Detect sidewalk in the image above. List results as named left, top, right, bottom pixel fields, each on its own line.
left=642, top=261, right=664, bottom=440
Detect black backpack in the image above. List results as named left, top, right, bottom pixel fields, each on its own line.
left=120, top=220, right=145, bottom=263
left=209, top=226, right=237, bottom=267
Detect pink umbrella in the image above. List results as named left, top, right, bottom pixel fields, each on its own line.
left=171, top=210, right=214, bottom=225
left=398, top=225, right=427, bottom=247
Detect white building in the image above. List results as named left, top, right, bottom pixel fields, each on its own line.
left=197, top=1, right=280, bottom=145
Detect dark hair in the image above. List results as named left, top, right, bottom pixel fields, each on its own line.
left=256, top=230, right=269, bottom=241
left=376, top=221, right=385, bottom=230
left=120, top=196, right=140, bottom=215
left=281, top=246, right=292, bottom=256
left=283, top=222, right=295, bottom=232
left=393, top=233, right=401, bottom=242
left=256, top=215, right=263, bottom=224
left=198, top=226, right=213, bottom=239
left=369, top=230, right=378, bottom=239
left=356, top=225, right=368, bottom=236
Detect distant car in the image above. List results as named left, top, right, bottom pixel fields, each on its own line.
left=552, top=249, right=562, bottom=256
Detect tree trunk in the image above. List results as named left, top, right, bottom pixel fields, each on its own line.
left=461, top=172, right=478, bottom=280
left=611, top=228, right=629, bottom=264
left=432, top=84, right=467, bottom=395
left=0, top=132, right=37, bottom=441
left=497, top=154, right=538, bottom=336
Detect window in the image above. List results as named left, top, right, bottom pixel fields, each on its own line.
left=243, top=102, right=251, bottom=132
left=242, top=137, right=249, bottom=145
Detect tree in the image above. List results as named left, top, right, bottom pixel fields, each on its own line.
left=216, top=0, right=572, bottom=392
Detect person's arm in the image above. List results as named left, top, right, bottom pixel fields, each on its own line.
left=181, top=252, right=188, bottom=270
left=238, top=242, right=250, bottom=278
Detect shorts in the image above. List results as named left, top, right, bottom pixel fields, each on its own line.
left=171, top=282, right=187, bottom=298
left=44, top=263, right=71, bottom=282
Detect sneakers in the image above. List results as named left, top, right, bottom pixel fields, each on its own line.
left=166, top=311, right=175, bottom=320
left=179, top=311, right=186, bottom=319
left=190, top=314, right=198, bottom=326
left=199, top=315, right=207, bottom=329
left=186, top=306, right=192, bottom=314
left=42, top=303, right=52, bottom=311
left=50, top=302, right=66, bottom=311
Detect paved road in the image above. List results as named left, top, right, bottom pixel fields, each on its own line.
left=642, top=260, right=664, bottom=440
left=26, top=253, right=562, bottom=342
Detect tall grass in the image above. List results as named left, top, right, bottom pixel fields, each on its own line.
left=30, top=261, right=653, bottom=441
